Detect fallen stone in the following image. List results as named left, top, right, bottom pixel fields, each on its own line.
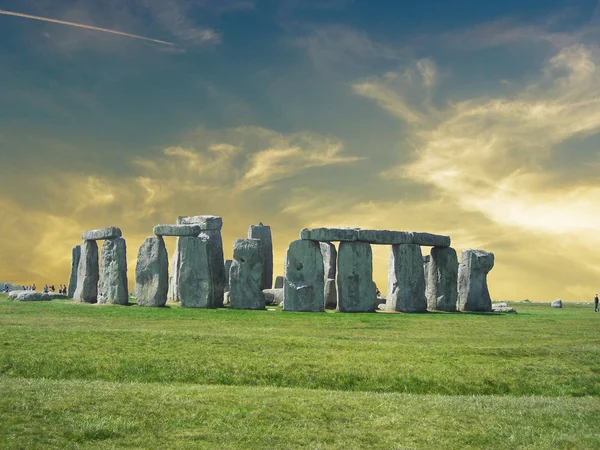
left=263, top=288, right=284, bottom=306
left=153, top=224, right=201, bottom=237
left=229, top=238, right=265, bottom=310
left=426, top=247, right=458, bottom=312
left=135, top=236, right=169, bottom=307
left=492, top=304, right=516, bottom=313
left=249, top=223, right=273, bottom=291
left=224, top=260, right=233, bottom=291
left=82, top=227, right=122, bottom=241
left=324, top=278, right=337, bottom=309
left=377, top=303, right=387, bottom=311
left=8, top=291, right=67, bottom=301
left=458, top=249, right=495, bottom=312
left=73, top=240, right=99, bottom=304
left=386, top=244, right=427, bottom=313
left=320, top=242, right=337, bottom=280
left=552, top=298, right=562, bottom=308
left=337, top=241, right=375, bottom=312
left=178, top=236, right=216, bottom=308
left=177, top=215, right=223, bottom=230
left=494, top=302, right=508, bottom=308
left=301, top=227, right=359, bottom=242
left=98, top=237, right=128, bottom=305
left=284, top=240, right=324, bottom=312
left=67, top=245, right=81, bottom=298
left=356, top=230, right=451, bottom=247
left=274, top=275, right=284, bottom=289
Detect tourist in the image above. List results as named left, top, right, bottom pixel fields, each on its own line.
left=51, top=285, right=55, bottom=293
left=44, top=285, right=48, bottom=294
left=3, top=284, right=8, bottom=293
left=595, top=294, right=598, bottom=312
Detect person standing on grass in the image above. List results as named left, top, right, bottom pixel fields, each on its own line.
left=595, top=294, right=599, bottom=312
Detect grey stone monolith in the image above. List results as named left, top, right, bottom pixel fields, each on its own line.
left=457, top=249, right=494, bottom=312
left=423, top=255, right=431, bottom=278
left=386, top=244, right=427, bottom=313
left=274, top=276, right=284, bottom=289
left=224, top=260, right=233, bottom=292
left=263, top=289, right=284, bottom=306
left=248, top=223, right=273, bottom=290
left=178, top=236, right=216, bottom=308
left=426, top=247, right=458, bottom=312
left=73, top=240, right=99, bottom=304
left=284, top=240, right=324, bottom=312
left=319, top=242, right=337, bottom=280
left=229, top=238, right=265, bottom=310
left=67, top=245, right=81, bottom=298
left=301, top=227, right=359, bottom=242
left=167, top=246, right=180, bottom=302
left=552, top=298, right=562, bottom=308
left=337, top=241, right=375, bottom=312
left=135, top=236, right=169, bottom=307
left=324, top=278, right=337, bottom=309
left=154, top=224, right=202, bottom=236
left=82, top=227, right=122, bottom=240
left=98, top=237, right=128, bottom=305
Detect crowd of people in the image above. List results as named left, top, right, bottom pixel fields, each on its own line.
left=3, top=283, right=68, bottom=294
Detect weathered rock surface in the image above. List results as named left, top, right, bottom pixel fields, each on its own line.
left=301, top=227, right=359, bottom=242
left=229, top=238, right=265, bottom=310
left=167, top=245, right=180, bottom=302
left=284, top=240, right=324, bottom=312
left=337, top=241, right=375, bottom=312
left=8, top=291, right=67, bottom=301
left=386, top=244, right=427, bottom=313
left=274, top=275, right=284, bottom=289
left=135, top=236, right=169, bottom=307
left=357, top=230, right=451, bottom=247
left=423, top=255, right=431, bottom=275
left=324, top=278, right=337, bottom=309
left=552, top=298, right=562, bottom=308
left=98, top=238, right=128, bottom=305
left=319, top=242, right=337, bottom=280
left=178, top=236, right=215, bottom=308
left=492, top=303, right=516, bottom=313
left=177, top=215, right=222, bottom=230
left=426, top=247, right=458, bottom=312
left=73, top=240, right=99, bottom=304
left=82, top=227, right=122, bottom=241
left=248, top=223, right=273, bottom=290
left=67, top=245, right=81, bottom=298
left=224, top=260, right=233, bottom=291
left=153, top=224, right=201, bottom=237
left=263, top=289, right=284, bottom=306
left=457, top=249, right=494, bottom=312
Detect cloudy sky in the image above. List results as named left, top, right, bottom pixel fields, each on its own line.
left=1, top=0, right=599, bottom=301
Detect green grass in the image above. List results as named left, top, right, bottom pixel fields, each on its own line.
left=1, top=294, right=599, bottom=448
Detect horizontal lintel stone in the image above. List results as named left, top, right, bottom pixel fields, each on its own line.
left=177, top=215, right=223, bottom=230
left=82, top=227, right=122, bottom=241
left=357, top=230, right=450, bottom=247
left=300, top=228, right=359, bottom=242
left=153, top=224, right=201, bottom=237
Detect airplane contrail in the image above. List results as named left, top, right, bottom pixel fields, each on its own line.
left=0, top=9, right=175, bottom=46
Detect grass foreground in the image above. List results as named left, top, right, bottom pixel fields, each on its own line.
left=1, top=294, right=599, bottom=448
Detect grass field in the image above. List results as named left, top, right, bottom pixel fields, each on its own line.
left=1, top=294, right=599, bottom=448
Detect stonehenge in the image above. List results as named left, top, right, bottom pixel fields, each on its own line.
left=229, top=238, right=265, bottom=310
left=248, top=223, right=273, bottom=290
left=66, top=220, right=495, bottom=314
left=458, top=249, right=494, bottom=312
left=284, top=240, right=325, bottom=312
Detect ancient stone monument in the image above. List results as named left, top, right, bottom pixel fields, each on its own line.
left=274, top=276, right=284, bottom=289
left=320, top=242, right=337, bottom=280
left=135, top=236, right=169, bottom=307
left=67, top=245, right=81, bottom=298
left=457, top=249, right=494, bottom=312
left=177, top=235, right=215, bottom=308
left=284, top=240, right=325, bottom=312
left=337, top=241, right=375, bottom=312
left=324, top=278, right=337, bottom=309
left=426, top=247, right=459, bottom=312
left=98, top=237, right=128, bottom=305
left=248, top=223, right=273, bottom=290
left=224, top=259, right=233, bottom=292
left=73, top=239, right=99, bottom=303
left=229, top=238, right=265, bottom=310
left=387, top=244, right=427, bottom=313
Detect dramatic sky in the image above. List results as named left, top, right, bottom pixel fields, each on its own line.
left=1, top=0, right=600, bottom=301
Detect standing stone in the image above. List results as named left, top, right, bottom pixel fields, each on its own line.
left=319, top=242, right=337, bottom=280
left=224, top=260, right=233, bottom=292
left=73, top=240, right=99, bottom=304
left=98, top=237, right=128, bottom=305
left=284, top=240, right=324, bottom=312
left=426, top=247, right=458, bottom=312
left=248, top=223, right=273, bottom=290
left=274, top=276, right=284, bottom=289
left=135, top=236, right=169, bottom=307
left=552, top=298, right=562, bottom=308
left=324, top=279, right=337, bottom=309
left=457, top=249, right=494, bottom=312
left=67, top=245, right=81, bottom=298
left=386, top=244, right=427, bottom=313
left=178, top=236, right=215, bottom=308
left=229, top=238, right=265, bottom=310
left=167, top=245, right=180, bottom=302
left=423, top=255, right=431, bottom=279
left=178, top=216, right=226, bottom=308
left=337, top=241, right=375, bottom=312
